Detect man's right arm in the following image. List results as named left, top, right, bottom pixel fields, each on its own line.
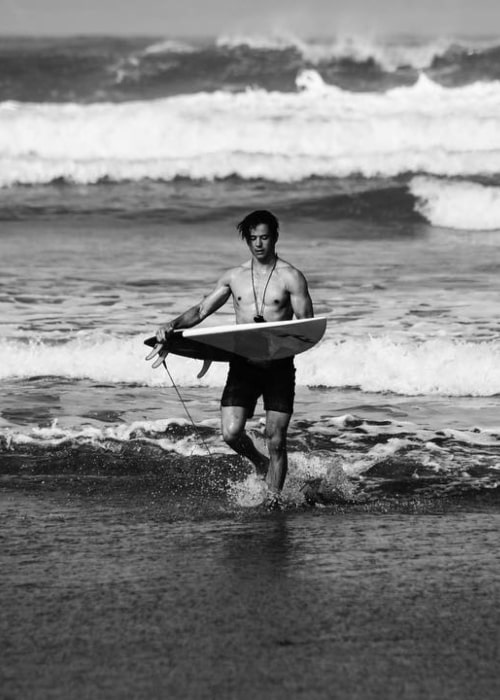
left=156, top=272, right=232, bottom=342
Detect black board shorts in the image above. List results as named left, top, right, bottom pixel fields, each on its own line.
left=221, top=357, right=295, bottom=417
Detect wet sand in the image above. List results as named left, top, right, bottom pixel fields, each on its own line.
left=1, top=485, right=499, bottom=700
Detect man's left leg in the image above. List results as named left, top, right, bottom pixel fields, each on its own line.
left=265, top=410, right=291, bottom=494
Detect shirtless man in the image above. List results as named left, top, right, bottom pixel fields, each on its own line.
left=156, top=210, right=314, bottom=507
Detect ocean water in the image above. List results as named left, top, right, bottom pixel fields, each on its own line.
left=2, top=34, right=500, bottom=699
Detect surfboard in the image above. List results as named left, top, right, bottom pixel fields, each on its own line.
left=145, top=317, right=327, bottom=377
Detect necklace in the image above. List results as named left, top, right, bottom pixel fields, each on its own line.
left=251, top=256, right=277, bottom=323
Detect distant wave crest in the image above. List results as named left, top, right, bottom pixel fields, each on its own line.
left=216, top=32, right=463, bottom=71
left=3, top=34, right=500, bottom=103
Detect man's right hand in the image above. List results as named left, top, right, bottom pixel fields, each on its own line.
left=145, top=323, right=177, bottom=368
left=156, top=322, right=176, bottom=343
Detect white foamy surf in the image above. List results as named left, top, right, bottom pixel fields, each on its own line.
left=2, top=74, right=500, bottom=186
left=2, top=334, right=500, bottom=397
left=411, top=176, right=500, bottom=230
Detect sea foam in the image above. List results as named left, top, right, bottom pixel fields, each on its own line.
left=2, top=334, right=500, bottom=397
left=411, top=175, right=500, bottom=230
left=2, top=74, right=500, bottom=186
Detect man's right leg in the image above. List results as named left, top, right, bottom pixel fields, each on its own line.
left=221, top=405, right=269, bottom=477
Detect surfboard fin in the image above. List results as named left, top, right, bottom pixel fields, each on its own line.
left=146, top=342, right=212, bottom=377
left=197, top=358, right=213, bottom=379
left=152, top=351, right=169, bottom=369
left=145, top=345, right=160, bottom=362
left=145, top=342, right=170, bottom=369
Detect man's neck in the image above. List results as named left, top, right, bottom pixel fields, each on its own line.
left=252, top=253, right=278, bottom=270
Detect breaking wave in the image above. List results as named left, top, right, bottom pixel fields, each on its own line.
left=2, top=334, right=500, bottom=396
left=411, top=176, right=500, bottom=230
left=2, top=74, right=500, bottom=186
left=4, top=34, right=500, bottom=104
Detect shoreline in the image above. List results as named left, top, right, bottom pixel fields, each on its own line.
left=2, top=487, right=499, bottom=699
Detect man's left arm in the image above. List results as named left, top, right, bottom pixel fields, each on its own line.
left=289, top=269, right=314, bottom=319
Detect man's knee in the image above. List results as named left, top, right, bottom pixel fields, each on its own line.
left=266, top=428, right=287, bottom=455
left=222, top=420, right=244, bottom=445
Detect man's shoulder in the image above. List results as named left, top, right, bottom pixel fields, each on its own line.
left=220, top=262, right=249, bottom=284
left=277, top=258, right=307, bottom=281
left=277, top=257, right=299, bottom=272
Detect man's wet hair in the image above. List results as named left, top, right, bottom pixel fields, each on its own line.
left=237, top=210, right=280, bottom=242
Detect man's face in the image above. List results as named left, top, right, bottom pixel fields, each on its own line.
left=247, top=223, right=276, bottom=262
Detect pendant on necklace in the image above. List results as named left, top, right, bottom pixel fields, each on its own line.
left=251, top=256, right=277, bottom=325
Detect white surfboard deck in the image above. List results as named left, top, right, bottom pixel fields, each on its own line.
left=182, top=317, right=327, bottom=361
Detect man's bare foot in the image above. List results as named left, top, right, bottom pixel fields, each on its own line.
left=263, top=490, right=284, bottom=511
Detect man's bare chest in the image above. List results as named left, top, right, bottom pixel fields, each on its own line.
left=230, top=272, right=288, bottom=308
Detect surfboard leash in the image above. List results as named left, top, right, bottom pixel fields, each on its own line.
left=161, top=360, right=212, bottom=457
